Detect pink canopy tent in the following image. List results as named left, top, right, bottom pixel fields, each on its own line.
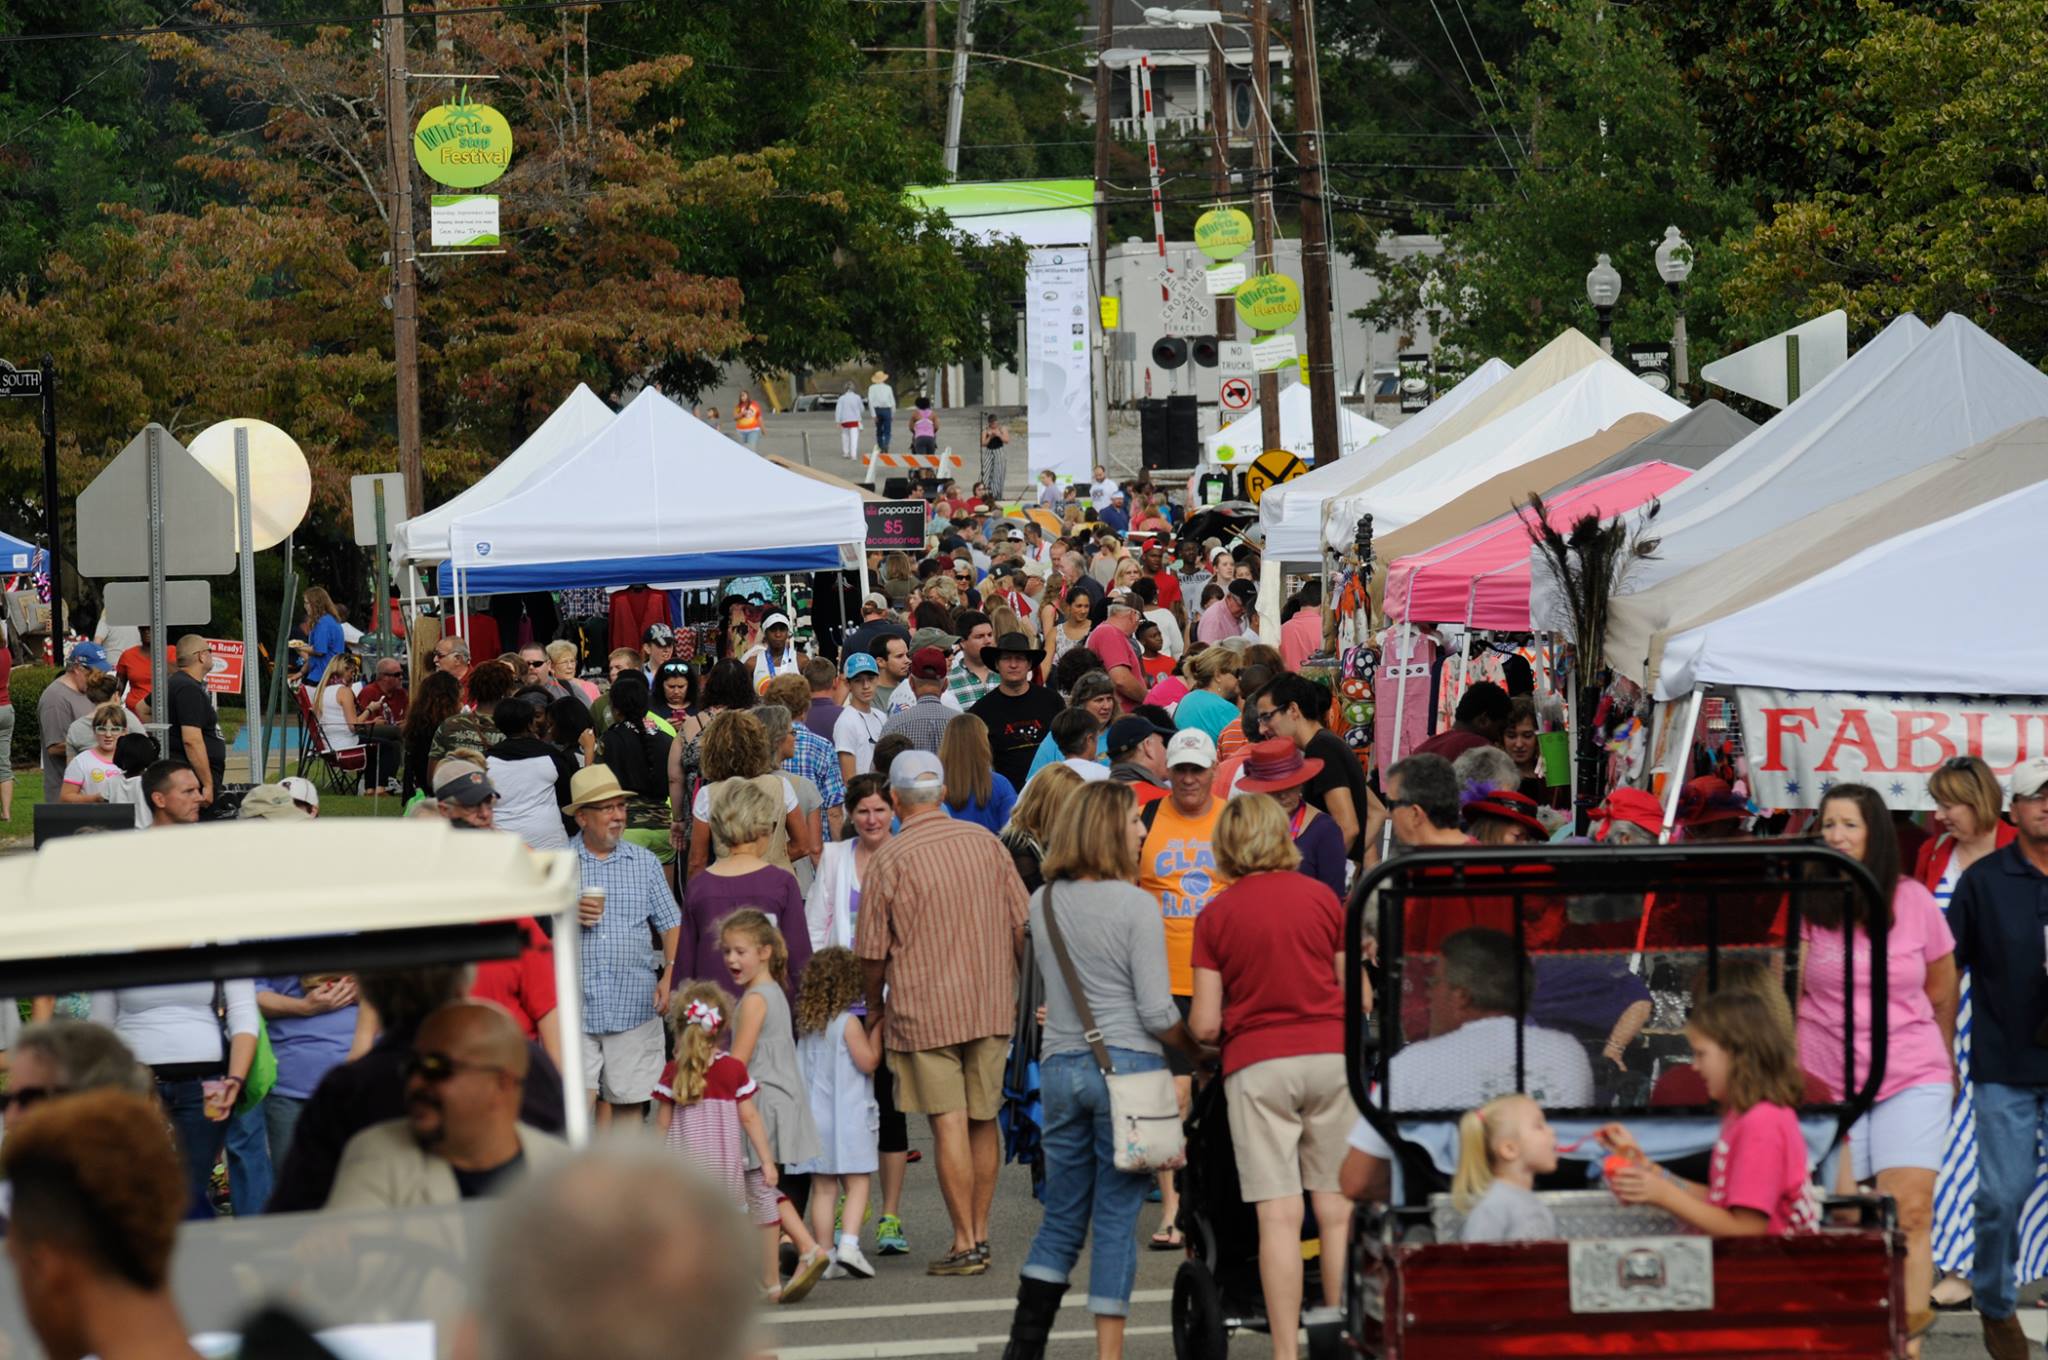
left=1384, top=461, right=1692, bottom=629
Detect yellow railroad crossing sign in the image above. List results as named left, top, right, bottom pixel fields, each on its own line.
left=1243, top=447, right=1307, bottom=505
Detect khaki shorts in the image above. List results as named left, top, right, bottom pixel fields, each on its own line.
left=582, top=1016, right=666, bottom=1105
left=888, top=1036, right=1010, bottom=1121
left=1224, top=1052, right=1354, bottom=1203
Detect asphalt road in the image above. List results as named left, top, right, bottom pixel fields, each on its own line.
left=752, top=1122, right=1186, bottom=1359
left=748, top=1115, right=2030, bottom=1358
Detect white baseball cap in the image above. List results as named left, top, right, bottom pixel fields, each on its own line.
left=278, top=775, right=321, bottom=811
left=2009, top=756, right=2048, bottom=801
left=1165, top=728, right=1217, bottom=770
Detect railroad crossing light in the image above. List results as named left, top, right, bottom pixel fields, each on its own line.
left=1189, top=336, right=1220, bottom=368
left=1151, top=336, right=1189, bottom=370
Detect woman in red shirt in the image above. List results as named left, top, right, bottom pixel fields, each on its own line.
left=1189, top=794, right=1352, bottom=1360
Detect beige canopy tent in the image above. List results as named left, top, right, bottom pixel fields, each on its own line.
left=1370, top=411, right=1670, bottom=567
left=1614, top=417, right=2048, bottom=697
left=764, top=452, right=887, bottom=503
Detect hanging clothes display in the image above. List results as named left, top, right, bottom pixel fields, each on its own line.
left=1373, top=625, right=1439, bottom=781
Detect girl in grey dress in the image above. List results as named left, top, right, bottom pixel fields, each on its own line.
left=723, top=908, right=829, bottom=1303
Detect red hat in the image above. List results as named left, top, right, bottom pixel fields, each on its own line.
left=1591, top=786, right=1665, bottom=841
left=909, top=646, right=949, bottom=682
left=1462, top=787, right=1546, bottom=837
left=1235, top=737, right=1324, bottom=794
left=1677, top=775, right=1748, bottom=827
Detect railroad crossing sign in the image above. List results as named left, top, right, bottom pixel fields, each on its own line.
left=1219, top=377, right=1254, bottom=413
left=1242, top=447, right=1308, bottom=506
left=1160, top=267, right=1209, bottom=336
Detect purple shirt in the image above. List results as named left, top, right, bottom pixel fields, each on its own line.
left=679, top=864, right=811, bottom=1001
left=804, top=698, right=844, bottom=745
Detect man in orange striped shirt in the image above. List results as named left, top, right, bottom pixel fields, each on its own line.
left=856, top=751, right=1029, bottom=1277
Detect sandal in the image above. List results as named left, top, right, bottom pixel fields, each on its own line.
left=1149, top=1227, right=1184, bottom=1251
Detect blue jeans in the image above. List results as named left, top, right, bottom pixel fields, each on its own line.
left=875, top=407, right=893, bottom=451
left=1022, top=1048, right=1165, bottom=1316
left=265, top=1093, right=308, bottom=1170
left=1972, top=1082, right=2048, bottom=1319
left=159, top=1078, right=228, bottom=1219
left=226, top=1101, right=273, bottom=1216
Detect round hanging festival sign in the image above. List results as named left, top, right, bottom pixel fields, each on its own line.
left=414, top=88, right=514, bottom=189
left=1193, top=207, right=1254, bottom=261
left=1234, top=272, right=1301, bottom=332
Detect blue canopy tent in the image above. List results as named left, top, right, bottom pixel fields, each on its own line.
left=438, top=387, right=869, bottom=604
left=0, top=527, right=48, bottom=576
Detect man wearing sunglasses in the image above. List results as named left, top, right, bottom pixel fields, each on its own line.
left=326, top=1002, right=566, bottom=1209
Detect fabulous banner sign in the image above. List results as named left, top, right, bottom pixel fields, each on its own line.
left=1736, top=689, right=2048, bottom=809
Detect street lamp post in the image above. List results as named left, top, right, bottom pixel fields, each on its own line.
left=1655, top=225, right=1695, bottom=392
left=1419, top=269, right=1445, bottom=399
left=1585, top=253, right=1621, bottom=355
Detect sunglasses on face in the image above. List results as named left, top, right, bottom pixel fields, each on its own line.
left=4, top=1085, right=68, bottom=1114
left=94, top=723, right=125, bottom=733
left=404, top=1052, right=508, bottom=1084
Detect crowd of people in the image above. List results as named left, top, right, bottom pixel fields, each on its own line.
left=12, top=469, right=2048, bottom=1360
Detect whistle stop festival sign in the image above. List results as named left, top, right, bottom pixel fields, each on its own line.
left=415, top=90, right=514, bottom=189
left=1736, top=688, right=2048, bottom=809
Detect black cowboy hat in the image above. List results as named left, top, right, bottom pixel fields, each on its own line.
left=987, top=632, right=1046, bottom=666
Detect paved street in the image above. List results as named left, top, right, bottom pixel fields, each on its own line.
left=757, top=1123, right=1183, bottom=1359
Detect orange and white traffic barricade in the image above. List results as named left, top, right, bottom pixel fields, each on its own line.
left=864, top=447, right=966, bottom=485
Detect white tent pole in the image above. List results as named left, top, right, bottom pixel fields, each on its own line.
left=858, top=549, right=873, bottom=606
left=552, top=900, right=590, bottom=1147
left=1658, top=684, right=1708, bottom=843
left=1380, top=620, right=1416, bottom=862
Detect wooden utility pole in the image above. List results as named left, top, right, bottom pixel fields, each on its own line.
left=1249, top=0, right=1280, bottom=454
left=1207, top=24, right=1235, bottom=345
left=1289, top=0, right=1339, bottom=464
left=925, top=0, right=942, bottom=121
left=382, top=0, right=423, bottom=515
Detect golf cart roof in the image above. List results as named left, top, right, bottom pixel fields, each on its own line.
left=0, top=820, right=577, bottom=994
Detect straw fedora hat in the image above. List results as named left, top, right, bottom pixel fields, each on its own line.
left=561, top=764, right=631, bottom=815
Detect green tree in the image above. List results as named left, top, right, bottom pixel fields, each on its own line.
left=1722, top=0, right=2048, bottom=360
left=1344, top=0, right=1757, bottom=372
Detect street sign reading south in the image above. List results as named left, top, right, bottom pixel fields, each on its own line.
left=0, top=358, right=44, bottom=398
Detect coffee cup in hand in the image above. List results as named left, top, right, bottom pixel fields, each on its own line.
left=578, top=885, right=606, bottom=927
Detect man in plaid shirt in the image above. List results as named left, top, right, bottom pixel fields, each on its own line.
left=564, top=766, right=679, bottom=1128
left=945, top=611, right=1000, bottom=709
left=765, top=675, right=848, bottom=838
left=880, top=648, right=958, bottom=754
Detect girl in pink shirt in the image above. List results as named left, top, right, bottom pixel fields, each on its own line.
left=1599, top=990, right=1818, bottom=1237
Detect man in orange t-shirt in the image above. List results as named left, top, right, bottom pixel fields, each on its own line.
left=1135, top=728, right=1225, bottom=1245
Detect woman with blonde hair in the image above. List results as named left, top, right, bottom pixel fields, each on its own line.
left=545, top=639, right=598, bottom=704
left=941, top=713, right=1017, bottom=834
left=681, top=778, right=809, bottom=998
left=686, top=709, right=809, bottom=877
left=879, top=552, right=918, bottom=607
left=1001, top=762, right=1083, bottom=894
left=1173, top=647, right=1241, bottom=742
left=1188, top=794, right=1352, bottom=1360
left=1004, top=780, right=1196, bottom=1360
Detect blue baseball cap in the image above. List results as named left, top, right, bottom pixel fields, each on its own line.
left=66, top=641, right=108, bottom=670
left=843, top=652, right=879, bottom=679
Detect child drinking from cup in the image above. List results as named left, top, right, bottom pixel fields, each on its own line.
left=1452, top=1094, right=1560, bottom=1242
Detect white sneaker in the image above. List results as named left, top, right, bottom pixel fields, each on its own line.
left=834, top=1241, right=876, bottom=1280
left=822, top=1260, right=849, bottom=1280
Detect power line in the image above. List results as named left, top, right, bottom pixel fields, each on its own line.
left=0, top=0, right=206, bottom=153
left=0, top=0, right=643, bottom=46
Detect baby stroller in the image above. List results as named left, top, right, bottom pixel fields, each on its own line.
left=1170, top=1077, right=1345, bottom=1360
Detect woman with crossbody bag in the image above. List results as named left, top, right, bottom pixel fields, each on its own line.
left=1003, top=780, right=1197, bottom=1360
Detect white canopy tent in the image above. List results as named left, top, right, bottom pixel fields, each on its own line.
left=1637, top=418, right=2048, bottom=698
left=1574, top=314, right=2048, bottom=682
left=441, top=386, right=868, bottom=594
left=1204, top=381, right=1389, bottom=468
left=1321, top=357, right=1687, bottom=550
left=1659, top=476, right=2048, bottom=697
left=393, top=384, right=615, bottom=565
left=1259, top=358, right=1511, bottom=562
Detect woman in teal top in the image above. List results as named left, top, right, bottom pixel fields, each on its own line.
left=1172, top=647, right=1241, bottom=741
